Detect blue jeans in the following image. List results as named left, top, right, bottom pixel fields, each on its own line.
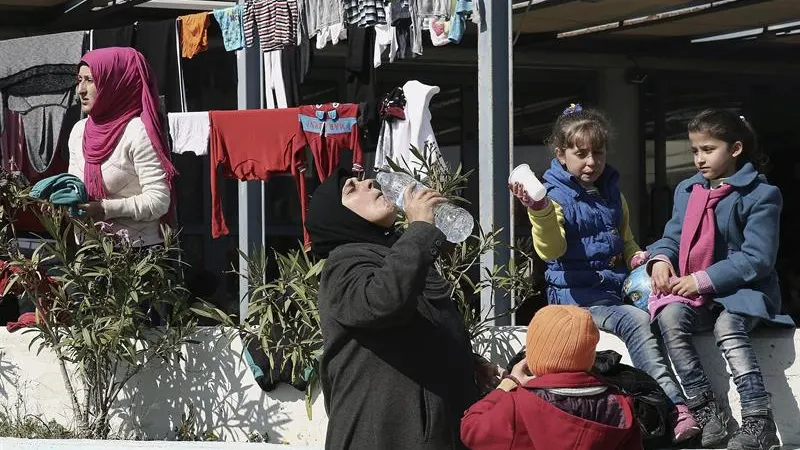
left=656, top=303, right=771, bottom=417
left=588, top=304, right=686, bottom=405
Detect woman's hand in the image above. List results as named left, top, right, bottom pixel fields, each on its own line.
left=474, top=355, right=505, bottom=394
left=650, top=260, right=675, bottom=295
left=671, top=275, right=699, bottom=297
left=78, top=201, right=105, bottom=221
left=403, top=185, right=445, bottom=224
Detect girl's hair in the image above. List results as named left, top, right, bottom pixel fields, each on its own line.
left=545, top=104, right=613, bottom=153
left=687, top=108, right=763, bottom=170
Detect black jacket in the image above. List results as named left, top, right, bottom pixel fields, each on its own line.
left=318, top=222, right=479, bottom=450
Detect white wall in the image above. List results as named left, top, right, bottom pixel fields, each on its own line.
left=2, top=327, right=799, bottom=445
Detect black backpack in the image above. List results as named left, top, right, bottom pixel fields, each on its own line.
left=506, top=349, right=674, bottom=449
left=592, top=350, right=674, bottom=449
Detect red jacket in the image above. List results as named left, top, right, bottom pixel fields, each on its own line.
left=460, top=372, right=643, bottom=450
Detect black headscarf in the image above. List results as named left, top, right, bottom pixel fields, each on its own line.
left=306, top=168, right=395, bottom=258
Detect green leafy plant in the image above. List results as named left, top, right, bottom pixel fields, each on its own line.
left=3, top=200, right=198, bottom=439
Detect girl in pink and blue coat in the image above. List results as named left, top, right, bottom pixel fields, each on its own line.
left=647, top=109, right=794, bottom=450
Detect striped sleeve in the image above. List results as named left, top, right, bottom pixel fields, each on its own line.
left=243, top=0, right=256, bottom=47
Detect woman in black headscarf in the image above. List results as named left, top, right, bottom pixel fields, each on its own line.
left=306, top=169, right=480, bottom=450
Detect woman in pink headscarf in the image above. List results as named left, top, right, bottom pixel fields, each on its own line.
left=68, top=47, right=176, bottom=247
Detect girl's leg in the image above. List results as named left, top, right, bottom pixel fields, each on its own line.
left=658, top=303, right=730, bottom=446
left=657, top=303, right=714, bottom=398
left=715, top=310, right=780, bottom=450
left=588, top=304, right=685, bottom=404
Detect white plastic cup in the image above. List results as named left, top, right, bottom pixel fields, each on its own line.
left=509, top=164, right=546, bottom=201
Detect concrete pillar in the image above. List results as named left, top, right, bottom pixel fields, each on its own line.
left=598, top=68, right=642, bottom=240
left=477, top=0, right=513, bottom=325
left=236, top=33, right=264, bottom=322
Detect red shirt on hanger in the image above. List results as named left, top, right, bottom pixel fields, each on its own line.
left=209, top=108, right=310, bottom=247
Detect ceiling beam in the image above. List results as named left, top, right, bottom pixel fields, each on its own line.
left=552, top=0, right=776, bottom=39
left=53, top=0, right=152, bottom=27
left=512, top=0, right=581, bottom=13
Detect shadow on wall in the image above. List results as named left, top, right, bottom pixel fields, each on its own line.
left=113, top=329, right=295, bottom=442
left=0, top=350, right=20, bottom=399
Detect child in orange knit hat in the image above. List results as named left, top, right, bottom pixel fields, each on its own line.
left=461, top=305, right=643, bottom=450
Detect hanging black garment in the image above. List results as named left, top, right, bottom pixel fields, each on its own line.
left=93, top=25, right=135, bottom=49
left=134, top=20, right=183, bottom=113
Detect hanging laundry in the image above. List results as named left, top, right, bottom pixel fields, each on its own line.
left=429, top=18, right=450, bottom=46
left=244, top=0, right=299, bottom=53
left=345, top=26, right=376, bottom=103
left=264, top=50, right=288, bottom=109
left=449, top=0, right=472, bottom=43
left=179, top=12, right=211, bottom=59
left=281, top=41, right=313, bottom=107
left=6, top=92, right=75, bottom=174
left=373, top=3, right=393, bottom=68
left=390, top=1, right=413, bottom=61
left=302, top=0, right=346, bottom=49
left=135, top=20, right=185, bottom=113
left=344, top=0, right=387, bottom=28
left=298, top=103, right=363, bottom=181
left=168, top=112, right=210, bottom=156
left=0, top=110, right=25, bottom=172
left=92, top=25, right=135, bottom=49
left=0, top=31, right=86, bottom=174
left=208, top=109, right=309, bottom=246
left=212, top=5, right=246, bottom=52
left=375, top=80, right=445, bottom=174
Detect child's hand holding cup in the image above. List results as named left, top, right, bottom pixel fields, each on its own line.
left=508, top=164, right=547, bottom=210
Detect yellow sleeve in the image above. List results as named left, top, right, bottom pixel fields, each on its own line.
left=620, top=193, right=643, bottom=268
left=527, top=200, right=567, bottom=261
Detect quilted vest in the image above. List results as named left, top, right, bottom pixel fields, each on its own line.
left=541, top=159, right=627, bottom=306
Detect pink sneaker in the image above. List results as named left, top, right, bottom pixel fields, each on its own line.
left=673, top=403, right=701, bottom=443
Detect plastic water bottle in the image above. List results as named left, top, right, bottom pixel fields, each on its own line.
left=376, top=172, right=474, bottom=243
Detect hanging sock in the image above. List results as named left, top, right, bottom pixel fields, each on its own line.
left=179, top=12, right=211, bottom=58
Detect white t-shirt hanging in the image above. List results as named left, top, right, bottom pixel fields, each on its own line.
left=168, top=112, right=210, bottom=156
left=375, top=80, right=446, bottom=175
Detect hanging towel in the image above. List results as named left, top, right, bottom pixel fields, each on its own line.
left=212, top=5, right=246, bottom=52
left=179, top=12, right=211, bottom=58
left=168, top=112, right=210, bottom=156
left=29, top=173, right=89, bottom=217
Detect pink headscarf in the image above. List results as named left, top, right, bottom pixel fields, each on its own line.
left=80, top=47, right=176, bottom=200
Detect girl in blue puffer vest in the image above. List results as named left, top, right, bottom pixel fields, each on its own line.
left=509, top=104, right=700, bottom=444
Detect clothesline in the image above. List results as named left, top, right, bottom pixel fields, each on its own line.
left=178, top=0, right=480, bottom=63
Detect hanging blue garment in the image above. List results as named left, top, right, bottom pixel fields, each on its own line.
left=448, top=0, right=472, bottom=43
left=212, top=5, right=246, bottom=52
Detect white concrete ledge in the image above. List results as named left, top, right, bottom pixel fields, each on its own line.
left=1, top=326, right=798, bottom=445
left=0, top=439, right=322, bottom=449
